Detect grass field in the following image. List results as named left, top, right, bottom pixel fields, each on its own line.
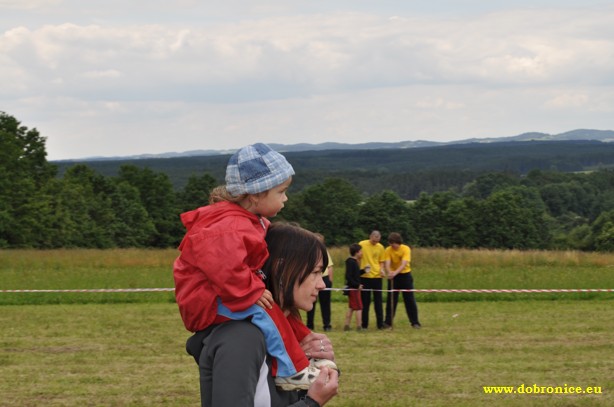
left=2, top=247, right=613, bottom=304
left=1, top=248, right=613, bottom=406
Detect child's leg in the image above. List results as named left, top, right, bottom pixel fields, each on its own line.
left=344, top=309, right=352, bottom=327
left=216, top=300, right=308, bottom=377
left=355, top=310, right=362, bottom=328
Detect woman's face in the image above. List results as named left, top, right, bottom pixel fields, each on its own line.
left=292, top=256, right=325, bottom=312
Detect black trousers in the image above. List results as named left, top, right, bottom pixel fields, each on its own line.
left=360, top=277, right=383, bottom=329
left=307, top=275, right=332, bottom=330
left=384, top=272, right=419, bottom=326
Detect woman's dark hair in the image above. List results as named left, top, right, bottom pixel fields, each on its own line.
left=263, top=222, right=328, bottom=315
left=349, top=243, right=362, bottom=256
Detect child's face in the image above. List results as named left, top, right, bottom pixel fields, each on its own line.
left=254, top=177, right=292, bottom=218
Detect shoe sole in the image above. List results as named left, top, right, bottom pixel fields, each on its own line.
left=276, top=383, right=311, bottom=391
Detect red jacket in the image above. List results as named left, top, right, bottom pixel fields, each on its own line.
left=173, top=201, right=270, bottom=332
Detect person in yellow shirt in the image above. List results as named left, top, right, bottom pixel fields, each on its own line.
left=383, top=232, right=421, bottom=329
left=359, top=230, right=386, bottom=330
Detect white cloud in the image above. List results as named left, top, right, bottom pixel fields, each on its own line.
left=1, top=2, right=613, bottom=159
left=545, top=93, right=590, bottom=109
left=81, top=69, right=122, bottom=79
left=0, top=0, right=61, bottom=10
left=6, top=8, right=614, bottom=96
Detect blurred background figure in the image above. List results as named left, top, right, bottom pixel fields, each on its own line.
left=344, top=243, right=364, bottom=331
left=383, top=232, right=421, bottom=329
left=307, top=233, right=334, bottom=331
left=359, top=230, right=386, bottom=330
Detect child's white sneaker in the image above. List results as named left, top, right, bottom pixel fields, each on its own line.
left=274, top=365, right=320, bottom=390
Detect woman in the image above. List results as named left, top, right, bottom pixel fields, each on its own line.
left=186, top=222, right=339, bottom=407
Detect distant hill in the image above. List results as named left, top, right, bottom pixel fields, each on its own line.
left=54, top=139, right=614, bottom=198
left=457, top=129, right=614, bottom=144
left=54, top=129, right=614, bottom=162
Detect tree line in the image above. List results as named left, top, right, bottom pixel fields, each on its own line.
left=2, top=111, right=614, bottom=251
left=55, top=137, right=614, bottom=199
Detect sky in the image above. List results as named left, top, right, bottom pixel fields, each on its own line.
left=2, top=1, right=614, bottom=160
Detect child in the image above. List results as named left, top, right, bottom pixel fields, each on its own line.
left=343, top=243, right=364, bottom=331
left=174, top=143, right=329, bottom=390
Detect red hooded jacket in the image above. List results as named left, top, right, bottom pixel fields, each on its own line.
left=173, top=201, right=270, bottom=332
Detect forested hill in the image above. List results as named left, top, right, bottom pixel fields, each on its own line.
left=5, top=107, right=614, bottom=250
left=55, top=140, right=614, bottom=199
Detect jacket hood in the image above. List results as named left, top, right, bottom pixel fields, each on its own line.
left=180, top=201, right=259, bottom=233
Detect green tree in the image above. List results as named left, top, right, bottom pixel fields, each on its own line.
left=176, top=173, right=217, bottom=213
left=34, top=165, right=156, bottom=248
left=566, top=224, right=593, bottom=251
left=440, top=197, right=480, bottom=248
left=590, top=210, right=614, bottom=251
left=117, top=165, right=182, bottom=247
left=477, top=186, right=550, bottom=249
left=408, top=192, right=453, bottom=247
left=284, top=178, right=363, bottom=245
left=462, top=172, right=519, bottom=200
left=0, top=112, right=56, bottom=247
left=358, top=190, right=415, bottom=244
left=109, top=180, right=157, bottom=247
left=54, top=165, right=117, bottom=248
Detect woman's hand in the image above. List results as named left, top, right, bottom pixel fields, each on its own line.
left=306, top=367, right=339, bottom=406
left=300, top=332, right=334, bottom=361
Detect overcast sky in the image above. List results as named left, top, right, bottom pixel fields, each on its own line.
left=2, top=1, right=613, bottom=160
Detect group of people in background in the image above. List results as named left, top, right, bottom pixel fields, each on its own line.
left=340, top=230, right=422, bottom=331
left=356, top=230, right=421, bottom=331
left=308, top=229, right=422, bottom=333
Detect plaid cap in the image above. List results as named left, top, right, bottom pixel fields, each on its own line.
left=225, top=143, right=295, bottom=196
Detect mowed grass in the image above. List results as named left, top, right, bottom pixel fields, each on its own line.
left=0, top=249, right=178, bottom=305
left=1, top=301, right=612, bottom=407
left=1, top=248, right=613, bottom=406
left=1, top=248, right=613, bottom=305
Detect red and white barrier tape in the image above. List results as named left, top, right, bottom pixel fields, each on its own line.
left=333, top=288, right=613, bottom=293
left=1, top=288, right=612, bottom=293
left=1, top=288, right=175, bottom=293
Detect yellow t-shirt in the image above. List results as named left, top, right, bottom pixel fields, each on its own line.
left=359, top=239, right=385, bottom=278
left=384, top=244, right=411, bottom=274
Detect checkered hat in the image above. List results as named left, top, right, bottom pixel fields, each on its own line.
left=225, top=143, right=295, bottom=196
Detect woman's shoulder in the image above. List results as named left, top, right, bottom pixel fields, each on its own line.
left=211, top=320, right=265, bottom=345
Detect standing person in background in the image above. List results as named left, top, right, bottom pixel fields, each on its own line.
left=383, top=232, right=421, bottom=329
left=307, top=233, right=334, bottom=331
left=359, top=230, right=386, bottom=330
left=343, top=243, right=363, bottom=331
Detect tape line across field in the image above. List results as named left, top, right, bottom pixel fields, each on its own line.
left=1, top=288, right=612, bottom=293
